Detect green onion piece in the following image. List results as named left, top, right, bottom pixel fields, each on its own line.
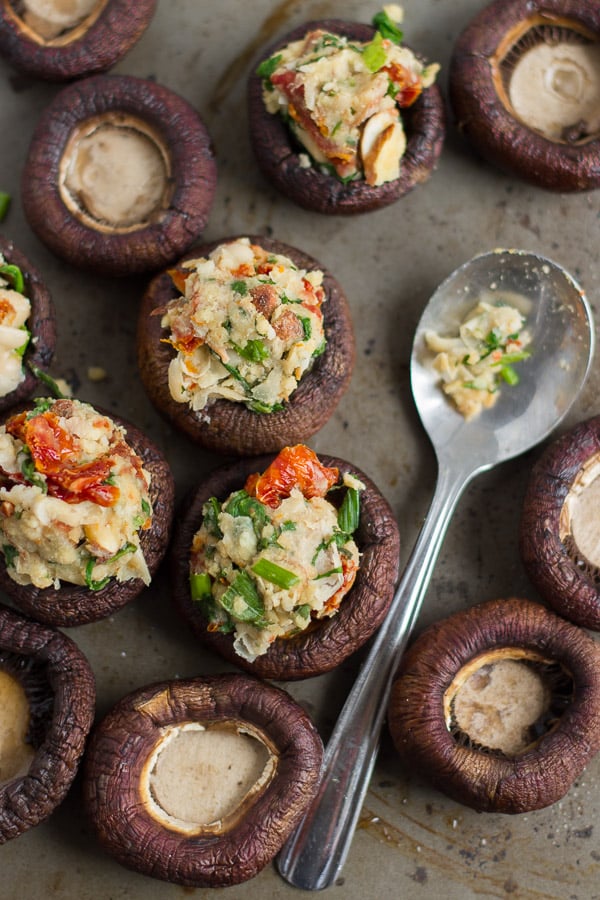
left=0, top=192, right=10, bottom=222
left=0, top=263, right=24, bottom=294
left=500, top=365, right=520, bottom=386
left=294, top=603, right=311, bottom=621
left=252, top=558, right=300, bottom=589
left=85, top=558, right=111, bottom=592
left=20, top=451, right=47, bottom=493
left=372, top=10, right=403, bottom=44
left=256, top=53, right=282, bottom=79
left=315, top=566, right=343, bottom=580
left=362, top=31, right=387, bottom=72
left=202, top=496, right=223, bottom=538
left=338, top=487, right=360, bottom=534
left=230, top=279, right=248, bottom=296
left=219, top=571, right=267, bottom=626
left=15, top=328, right=31, bottom=358
left=190, top=571, right=213, bottom=601
left=494, top=350, right=531, bottom=365
left=26, top=363, right=66, bottom=398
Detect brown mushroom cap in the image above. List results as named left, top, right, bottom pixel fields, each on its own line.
left=247, top=19, right=445, bottom=214
left=0, top=601, right=95, bottom=842
left=21, top=74, right=217, bottom=277
left=388, top=597, right=600, bottom=814
left=0, top=235, right=56, bottom=413
left=0, top=0, right=156, bottom=81
left=137, top=235, right=355, bottom=456
left=171, top=453, right=400, bottom=680
left=449, top=0, right=600, bottom=190
left=520, top=416, right=600, bottom=629
left=83, top=673, right=323, bottom=887
left=0, top=403, right=175, bottom=627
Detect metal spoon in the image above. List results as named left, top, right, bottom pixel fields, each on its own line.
left=277, top=249, right=595, bottom=891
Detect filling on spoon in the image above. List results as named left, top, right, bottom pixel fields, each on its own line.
left=425, top=294, right=531, bottom=420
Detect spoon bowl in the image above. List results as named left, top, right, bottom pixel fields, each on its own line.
left=277, top=249, right=594, bottom=892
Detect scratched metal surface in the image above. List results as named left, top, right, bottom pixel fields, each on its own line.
left=1, top=1, right=600, bottom=898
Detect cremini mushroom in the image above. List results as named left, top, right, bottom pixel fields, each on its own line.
left=449, top=0, right=600, bottom=190
left=247, top=17, right=445, bottom=214
left=21, top=74, right=216, bottom=276
left=0, top=235, right=55, bottom=413
left=520, top=415, right=600, bottom=629
left=137, top=235, right=355, bottom=456
left=388, top=597, right=600, bottom=813
left=0, top=602, right=95, bottom=841
left=83, top=674, right=323, bottom=887
left=170, top=451, right=400, bottom=681
left=0, top=0, right=156, bottom=81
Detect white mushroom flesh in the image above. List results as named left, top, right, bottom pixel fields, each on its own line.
left=450, top=658, right=550, bottom=756
left=0, top=669, right=34, bottom=784
left=141, top=722, right=276, bottom=834
left=509, top=40, right=600, bottom=140
left=19, top=0, right=100, bottom=40
left=560, top=453, right=600, bottom=566
left=63, top=123, right=169, bottom=228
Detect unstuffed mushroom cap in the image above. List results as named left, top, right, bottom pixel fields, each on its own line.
left=0, top=235, right=56, bottom=413
left=21, top=74, right=217, bottom=276
left=137, top=235, right=355, bottom=456
left=0, top=601, right=95, bottom=842
left=388, top=597, right=600, bottom=813
left=247, top=19, right=446, bottom=214
left=83, top=673, right=323, bottom=888
left=170, top=453, right=400, bottom=680
left=0, top=0, right=156, bottom=81
left=520, top=416, right=600, bottom=629
left=449, top=0, right=600, bottom=190
left=0, top=403, right=175, bottom=627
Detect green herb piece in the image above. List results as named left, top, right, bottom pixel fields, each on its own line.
left=312, top=338, right=326, bottom=358
left=190, top=571, right=213, bottom=601
left=373, top=9, right=404, bottom=44
left=232, top=339, right=270, bottom=362
left=26, top=397, right=54, bottom=418
left=219, top=571, right=268, bottom=626
left=252, top=558, right=300, bottom=589
left=20, top=450, right=47, bottom=493
left=15, top=328, right=31, bottom=358
left=298, top=315, right=312, bottom=341
left=85, top=559, right=111, bottom=591
left=203, top=496, right=223, bottom=538
left=338, top=487, right=360, bottom=534
left=256, top=53, right=282, bottom=79
left=2, top=544, right=18, bottom=567
left=230, top=279, right=248, bottom=296
left=294, top=603, right=311, bottom=621
left=26, top=364, right=66, bottom=398
left=315, top=566, right=343, bottom=580
left=311, top=530, right=351, bottom=564
left=249, top=399, right=284, bottom=414
left=0, top=192, right=10, bottom=222
left=0, top=263, right=24, bottom=294
left=224, top=490, right=269, bottom=535
left=362, top=31, right=387, bottom=73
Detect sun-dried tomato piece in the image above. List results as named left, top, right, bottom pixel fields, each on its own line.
left=245, top=445, right=339, bottom=508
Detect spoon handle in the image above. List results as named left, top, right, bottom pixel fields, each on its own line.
left=277, top=462, right=472, bottom=891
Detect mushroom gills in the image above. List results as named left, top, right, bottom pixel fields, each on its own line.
left=60, top=117, right=172, bottom=231
left=501, top=25, right=600, bottom=142
left=9, top=0, right=106, bottom=42
left=559, top=452, right=600, bottom=574
left=444, top=650, right=573, bottom=756
left=141, top=722, right=277, bottom=835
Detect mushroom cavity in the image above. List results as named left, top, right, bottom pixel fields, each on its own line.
left=388, top=597, right=600, bottom=813
left=521, top=416, right=600, bottom=629
left=8, top=0, right=106, bottom=42
left=449, top=0, right=600, bottom=190
left=21, top=74, right=216, bottom=276
left=60, top=115, right=171, bottom=231
left=141, top=722, right=276, bottom=835
left=83, top=674, right=323, bottom=887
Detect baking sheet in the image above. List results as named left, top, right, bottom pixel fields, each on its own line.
left=2, top=1, right=600, bottom=897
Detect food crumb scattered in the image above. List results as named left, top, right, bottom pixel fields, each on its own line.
left=87, top=365, right=107, bottom=382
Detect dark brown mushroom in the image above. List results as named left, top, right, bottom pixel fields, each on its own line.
left=388, top=597, right=600, bottom=813
left=0, top=235, right=55, bottom=413
left=137, top=235, right=355, bottom=456
left=171, top=452, right=400, bottom=680
left=21, top=74, right=217, bottom=277
left=0, top=0, right=156, bottom=81
left=0, top=601, right=95, bottom=842
left=83, top=673, right=323, bottom=887
left=247, top=19, right=445, bottom=214
left=520, top=416, right=600, bottom=629
left=0, top=401, right=175, bottom=627
left=449, top=0, right=600, bottom=191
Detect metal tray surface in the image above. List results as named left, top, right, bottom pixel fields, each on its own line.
left=1, top=1, right=600, bottom=898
